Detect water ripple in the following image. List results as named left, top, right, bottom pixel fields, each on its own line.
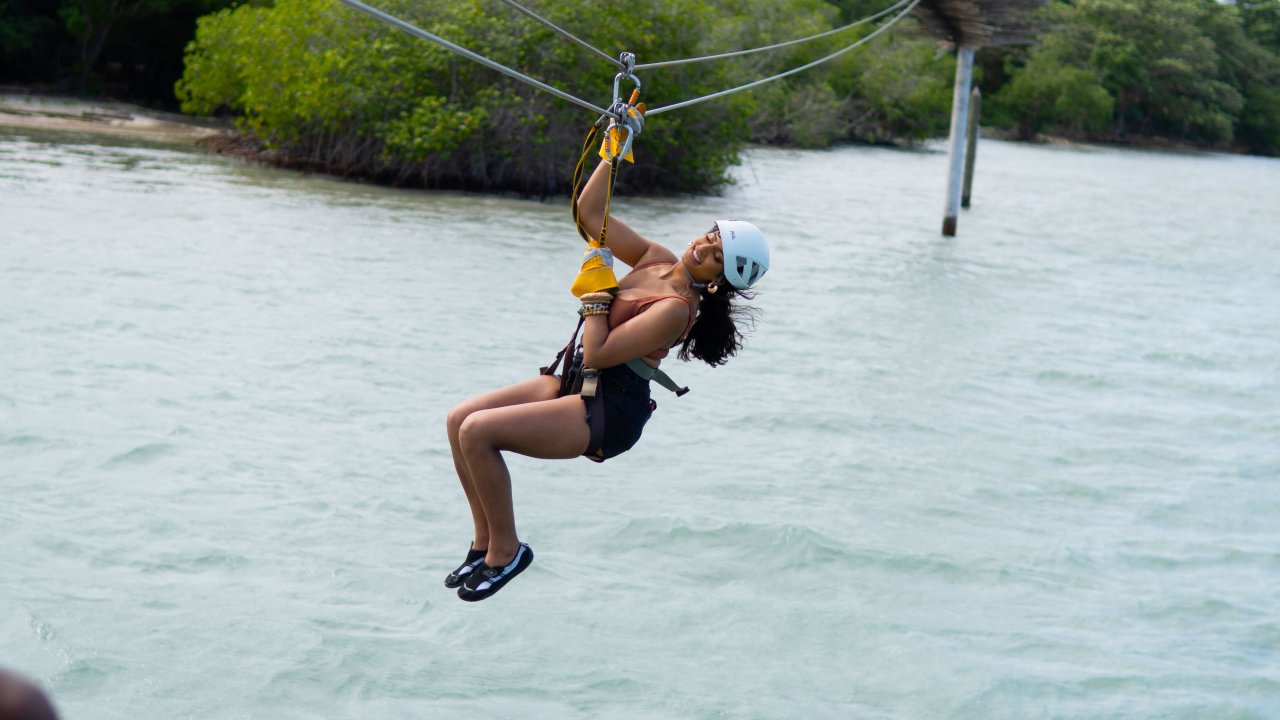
left=2, top=136, right=1278, bottom=720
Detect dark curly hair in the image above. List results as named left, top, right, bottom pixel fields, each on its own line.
left=677, top=283, right=759, bottom=367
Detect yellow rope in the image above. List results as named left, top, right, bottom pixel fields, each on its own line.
left=568, top=120, right=623, bottom=296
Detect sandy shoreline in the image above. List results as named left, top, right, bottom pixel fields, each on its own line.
left=0, top=91, right=227, bottom=143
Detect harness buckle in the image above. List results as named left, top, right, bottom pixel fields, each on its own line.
left=580, top=367, right=601, bottom=398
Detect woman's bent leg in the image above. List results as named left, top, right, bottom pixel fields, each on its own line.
left=457, top=394, right=591, bottom=566
left=445, top=375, right=561, bottom=548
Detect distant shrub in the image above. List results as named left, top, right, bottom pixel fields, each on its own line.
left=994, top=39, right=1114, bottom=139
left=986, top=0, right=1280, bottom=153
left=178, top=0, right=967, bottom=192
left=178, top=0, right=764, bottom=194
left=833, top=33, right=955, bottom=144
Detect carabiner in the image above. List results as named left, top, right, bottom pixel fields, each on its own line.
left=610, top=75, right=640, bottom=117
left=602, top=51, right=642, bottom=162
left=610, top=52, right=641, bottom=121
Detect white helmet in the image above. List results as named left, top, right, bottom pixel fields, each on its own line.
left=716, top=220, right=769, bottom=289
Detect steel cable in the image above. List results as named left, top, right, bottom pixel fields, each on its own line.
left=335, top=0, right=918, bottom=120
left=494, top=0, right=624, bottom=69
left=634, top=0, right=915, bottom=70
left=645, top=0, right=921, bottom=117
left=334, top=0, right=613, bottom=116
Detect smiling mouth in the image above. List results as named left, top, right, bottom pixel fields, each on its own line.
left=692, top=245, right=703, bottom=263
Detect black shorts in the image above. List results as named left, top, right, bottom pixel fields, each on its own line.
left=581, top=364, right=653, bottom=460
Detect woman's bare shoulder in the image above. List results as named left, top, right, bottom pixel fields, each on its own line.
left=632, top=242, right=678, bottom=268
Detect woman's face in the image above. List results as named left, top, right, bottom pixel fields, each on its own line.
left=683, top=229, right=725, bottom=283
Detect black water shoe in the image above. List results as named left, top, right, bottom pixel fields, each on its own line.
left=457, top=543, right=533, bottom=602
left=443, top=547, right=487, bottom=588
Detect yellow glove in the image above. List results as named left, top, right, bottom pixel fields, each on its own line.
left=599, top=126, right=634, bottom=163
left=598, top=104, right=645, bottom=164
left=570, top=240, right=619, bottom=297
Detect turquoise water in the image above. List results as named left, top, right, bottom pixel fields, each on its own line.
left=2, top=129, right=1278, bottom=719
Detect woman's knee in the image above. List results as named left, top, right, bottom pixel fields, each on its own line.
left=446, top=400, right=479, bottom=440
left=456, top=411, right=493, bottom=455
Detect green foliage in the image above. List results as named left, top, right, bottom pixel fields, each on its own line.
left=0, top=1, right=59, bottom=76
left=169, top=0, right=1280, bottom=194
left=1238, top=80, right=1280, bottom=151
left=986, top=0, right=1280, bottom=154
left=175, top=0, right=969, bottom=192
left=173, top=3, right=255, bottom=115
left=717, top=0, right=954, bottom=147
left=0, top=0, right=236, bottom=100
left=60, top=0, right=235, bottom=92
left=747, top=79, right=847, bottom=148
left=180, top=0, right=758, bottom=193
left=10, top=0, right=1280, bottom=188
left=1240, top=0, right=1280, bottom=49
left=383, top=96, right=488, bottom=163
left=834, top=35, right=954, bottom=143
left=993, top=36, right=1114, bottom=138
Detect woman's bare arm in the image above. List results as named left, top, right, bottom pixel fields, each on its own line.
left=575, top=158, right=675, bottom=268
left=580, top=298, right=687, bottom=368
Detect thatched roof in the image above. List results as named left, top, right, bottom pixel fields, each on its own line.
left=913, top=0, right=1048, bottom=47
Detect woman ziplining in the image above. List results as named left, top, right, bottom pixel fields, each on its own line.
left=323, top=0, right=922, bottom=601
left=441, top=107, right=771, bottom=602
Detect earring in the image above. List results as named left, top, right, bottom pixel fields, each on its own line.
left=706, top=281, right=719, bottom=295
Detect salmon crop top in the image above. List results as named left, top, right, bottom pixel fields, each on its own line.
left=608, top=261, right=698, bottom=362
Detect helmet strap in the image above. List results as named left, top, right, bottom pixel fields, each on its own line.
left=682, top=266, right=724, bottom=295
left=682, top=266, right=709, bottom=291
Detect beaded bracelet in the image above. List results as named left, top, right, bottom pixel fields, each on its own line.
left=580, top=302, right=611, bottom=317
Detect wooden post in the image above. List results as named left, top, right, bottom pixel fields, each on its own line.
left=942, top=45, right=975, bottom=237
left=962, top=86, right=981, bottom=209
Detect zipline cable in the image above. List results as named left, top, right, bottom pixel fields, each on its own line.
left=634, top=0, right=914, bottom=70
left=494, top=0, right=624, bottom=69
left=334, top=0, right=614, bottom=117
left=335, top=0, right=918, bottom=121
left=646, top=0, right=921, bottom=117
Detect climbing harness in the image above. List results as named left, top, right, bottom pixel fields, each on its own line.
left=624, top=359, right=689, bottom=397
left=539, top=316, right=605, bottom=460
left=539, top=312, right=688, bottom=463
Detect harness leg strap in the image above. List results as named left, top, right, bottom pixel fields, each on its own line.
left=582, top=390, right=607, bottom=462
